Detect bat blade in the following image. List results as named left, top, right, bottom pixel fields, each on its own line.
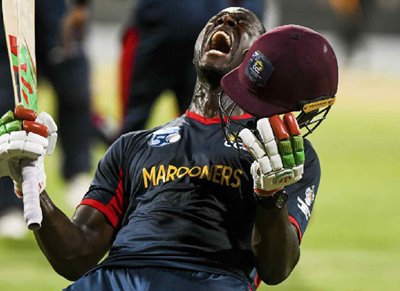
left=17, top=0, right=37, bottom=112
left=3, top=0, right=37, bottom=112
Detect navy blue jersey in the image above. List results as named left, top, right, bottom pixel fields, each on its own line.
left=65, top=267, right=254, bottom=291
left=81, top=111, right=320, bottom=283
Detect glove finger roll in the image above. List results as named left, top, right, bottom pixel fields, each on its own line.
left=270, top=115, right=300, bottom=169
left=14, top=105, right=37, bottom=121
left=36, top=111, right=58, bottom=133
left=8, top=131, right=26, bottom=154
left=26, top=132, right=48, bottom=148
left=293, top=164, right=304, bottom=177
left=0, top=133, right=10, bottom=145
left=46, top=133, right=58, bottom=155
left=239, top=128, right=265, bottom=159
left=256, top=118, right=274, bottom=143
left=269, top=115, right=290, bottom=140
left=0, top=110, right=15, bottom=125
left=258, top=156, right=272, bottom=174
left=23, top=120, right=49, bottom=138
left=7, top=131, right=45, bottom=158
left=283, top=113, right=301, bottom=136
left=23, top=142, right=44, bottom=158
left=283, top=113, right=305, bottom=166
left=6, top=120, right=23, bottom=132
left=278, top=140, right=295, bottom=168
left=256, top=118, right=279, bottom=157
left=250, top=162, right=262, bottom=189
left=270, top=154, right=283, bottom=171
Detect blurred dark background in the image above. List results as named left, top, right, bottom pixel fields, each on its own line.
left=279, top=0, right=400, bottom=33
left=90, top=0, right=400, bottom=33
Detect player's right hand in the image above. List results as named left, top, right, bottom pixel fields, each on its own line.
left=239, top=113, right=305, bottom=197
left=0, top=106, right=57, bottom=197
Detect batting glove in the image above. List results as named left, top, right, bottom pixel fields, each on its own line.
left=0, top=106, right=58, bottom=197
left=239, top=113, right=305, bottom=197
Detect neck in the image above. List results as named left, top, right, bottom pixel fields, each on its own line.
left=188, top=79, right=246, bottom=118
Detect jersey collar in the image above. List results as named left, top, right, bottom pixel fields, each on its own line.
left=185, top=110, right=253, bottom=125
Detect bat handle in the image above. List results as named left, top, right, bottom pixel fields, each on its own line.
left=21, top=160, right=42, bottom=230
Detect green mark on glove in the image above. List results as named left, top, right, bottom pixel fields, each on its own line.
left=0, top=125, right=6, bottom=135
left=278, top=140, right=295, bottom=168
left=5, top=120, right=22, bottom=132
left=282, top=154, right=295, bottom=168
left=291, top=136, right=304, bottom=152
left=278, top=140, right=293, bottom=155
left=290, top=136, right=305, bottom=166
left=0, top=112, right=20, bottom=136
left=0, top=110, right=15, bottom=126
left=294, top=151, right=305, bottom=165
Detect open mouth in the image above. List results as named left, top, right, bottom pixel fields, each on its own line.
left=207, top=31, right=232, bottom=55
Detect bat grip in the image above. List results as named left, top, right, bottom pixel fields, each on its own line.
left=21, top=160, right=42, bottom=230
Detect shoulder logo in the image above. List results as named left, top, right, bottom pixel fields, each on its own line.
left=304, top=186, right=315, bottom=206
left=297, top=185, right=315, bottom=221
left=149, top=126, right=181, bottom=147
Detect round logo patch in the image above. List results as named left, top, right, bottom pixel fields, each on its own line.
left=149, top=126, right=181, bottom=147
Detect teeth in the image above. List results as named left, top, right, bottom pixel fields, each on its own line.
left=211, top=31, right=231, bottom=47
left=207, top=49, right=226, bottom=56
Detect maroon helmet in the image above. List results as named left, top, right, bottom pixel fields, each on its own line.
left=221, top=24, right=338, bottom=135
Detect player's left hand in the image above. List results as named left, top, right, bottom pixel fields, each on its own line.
left=239, top=113, right=305, bottom=197
left=0, top=106, right=57, bottom=196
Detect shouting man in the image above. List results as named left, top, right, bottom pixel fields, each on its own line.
left=0, top=7, right=338, bottom=290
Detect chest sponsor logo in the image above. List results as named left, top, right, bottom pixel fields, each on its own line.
left=297, top=185, right=315, bottom=221
left=149, top=126, right=181, bottom=147
left=142, top=164, right=243, bottom=189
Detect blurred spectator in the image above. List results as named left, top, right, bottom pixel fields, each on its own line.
left=329, top=0, right=374, bottom=61
left=0, top=0, right=93, bottom=238
left=118, top=0, right=266, bottom=137
left=67, top=1, right=266, bottom=143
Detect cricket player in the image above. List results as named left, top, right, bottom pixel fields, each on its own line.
left=0, top=7, right=338, bottom=290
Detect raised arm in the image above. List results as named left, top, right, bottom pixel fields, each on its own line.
left=34, top=192, right=114, bottom=281
left=0, top=109, right=114, bottom=281
left=252, top=203, right=300, bottom=285
left=240, top=114, right=304, bottom=284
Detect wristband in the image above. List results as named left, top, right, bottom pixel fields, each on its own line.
left=254, top=189, right=288, bottom=210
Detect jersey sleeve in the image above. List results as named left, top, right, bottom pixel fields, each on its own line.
left=80, top=137, right=129, bottom=229
left=286, top=139, right=321, bottom=242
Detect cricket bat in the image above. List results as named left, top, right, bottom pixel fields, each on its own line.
left=2, top=0, right=42, bottom=230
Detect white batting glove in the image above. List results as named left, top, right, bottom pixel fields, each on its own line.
left=0, top=109, right=57, bottom=197
left=240, top=113, right=305, bottom=197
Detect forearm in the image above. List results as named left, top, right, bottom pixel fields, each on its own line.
left=33, top=191, right=100, bottom=280
left=252, top=205, right=300, bottom=285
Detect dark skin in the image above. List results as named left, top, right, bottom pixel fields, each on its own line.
left=33, top=8, right=300, bottom=285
